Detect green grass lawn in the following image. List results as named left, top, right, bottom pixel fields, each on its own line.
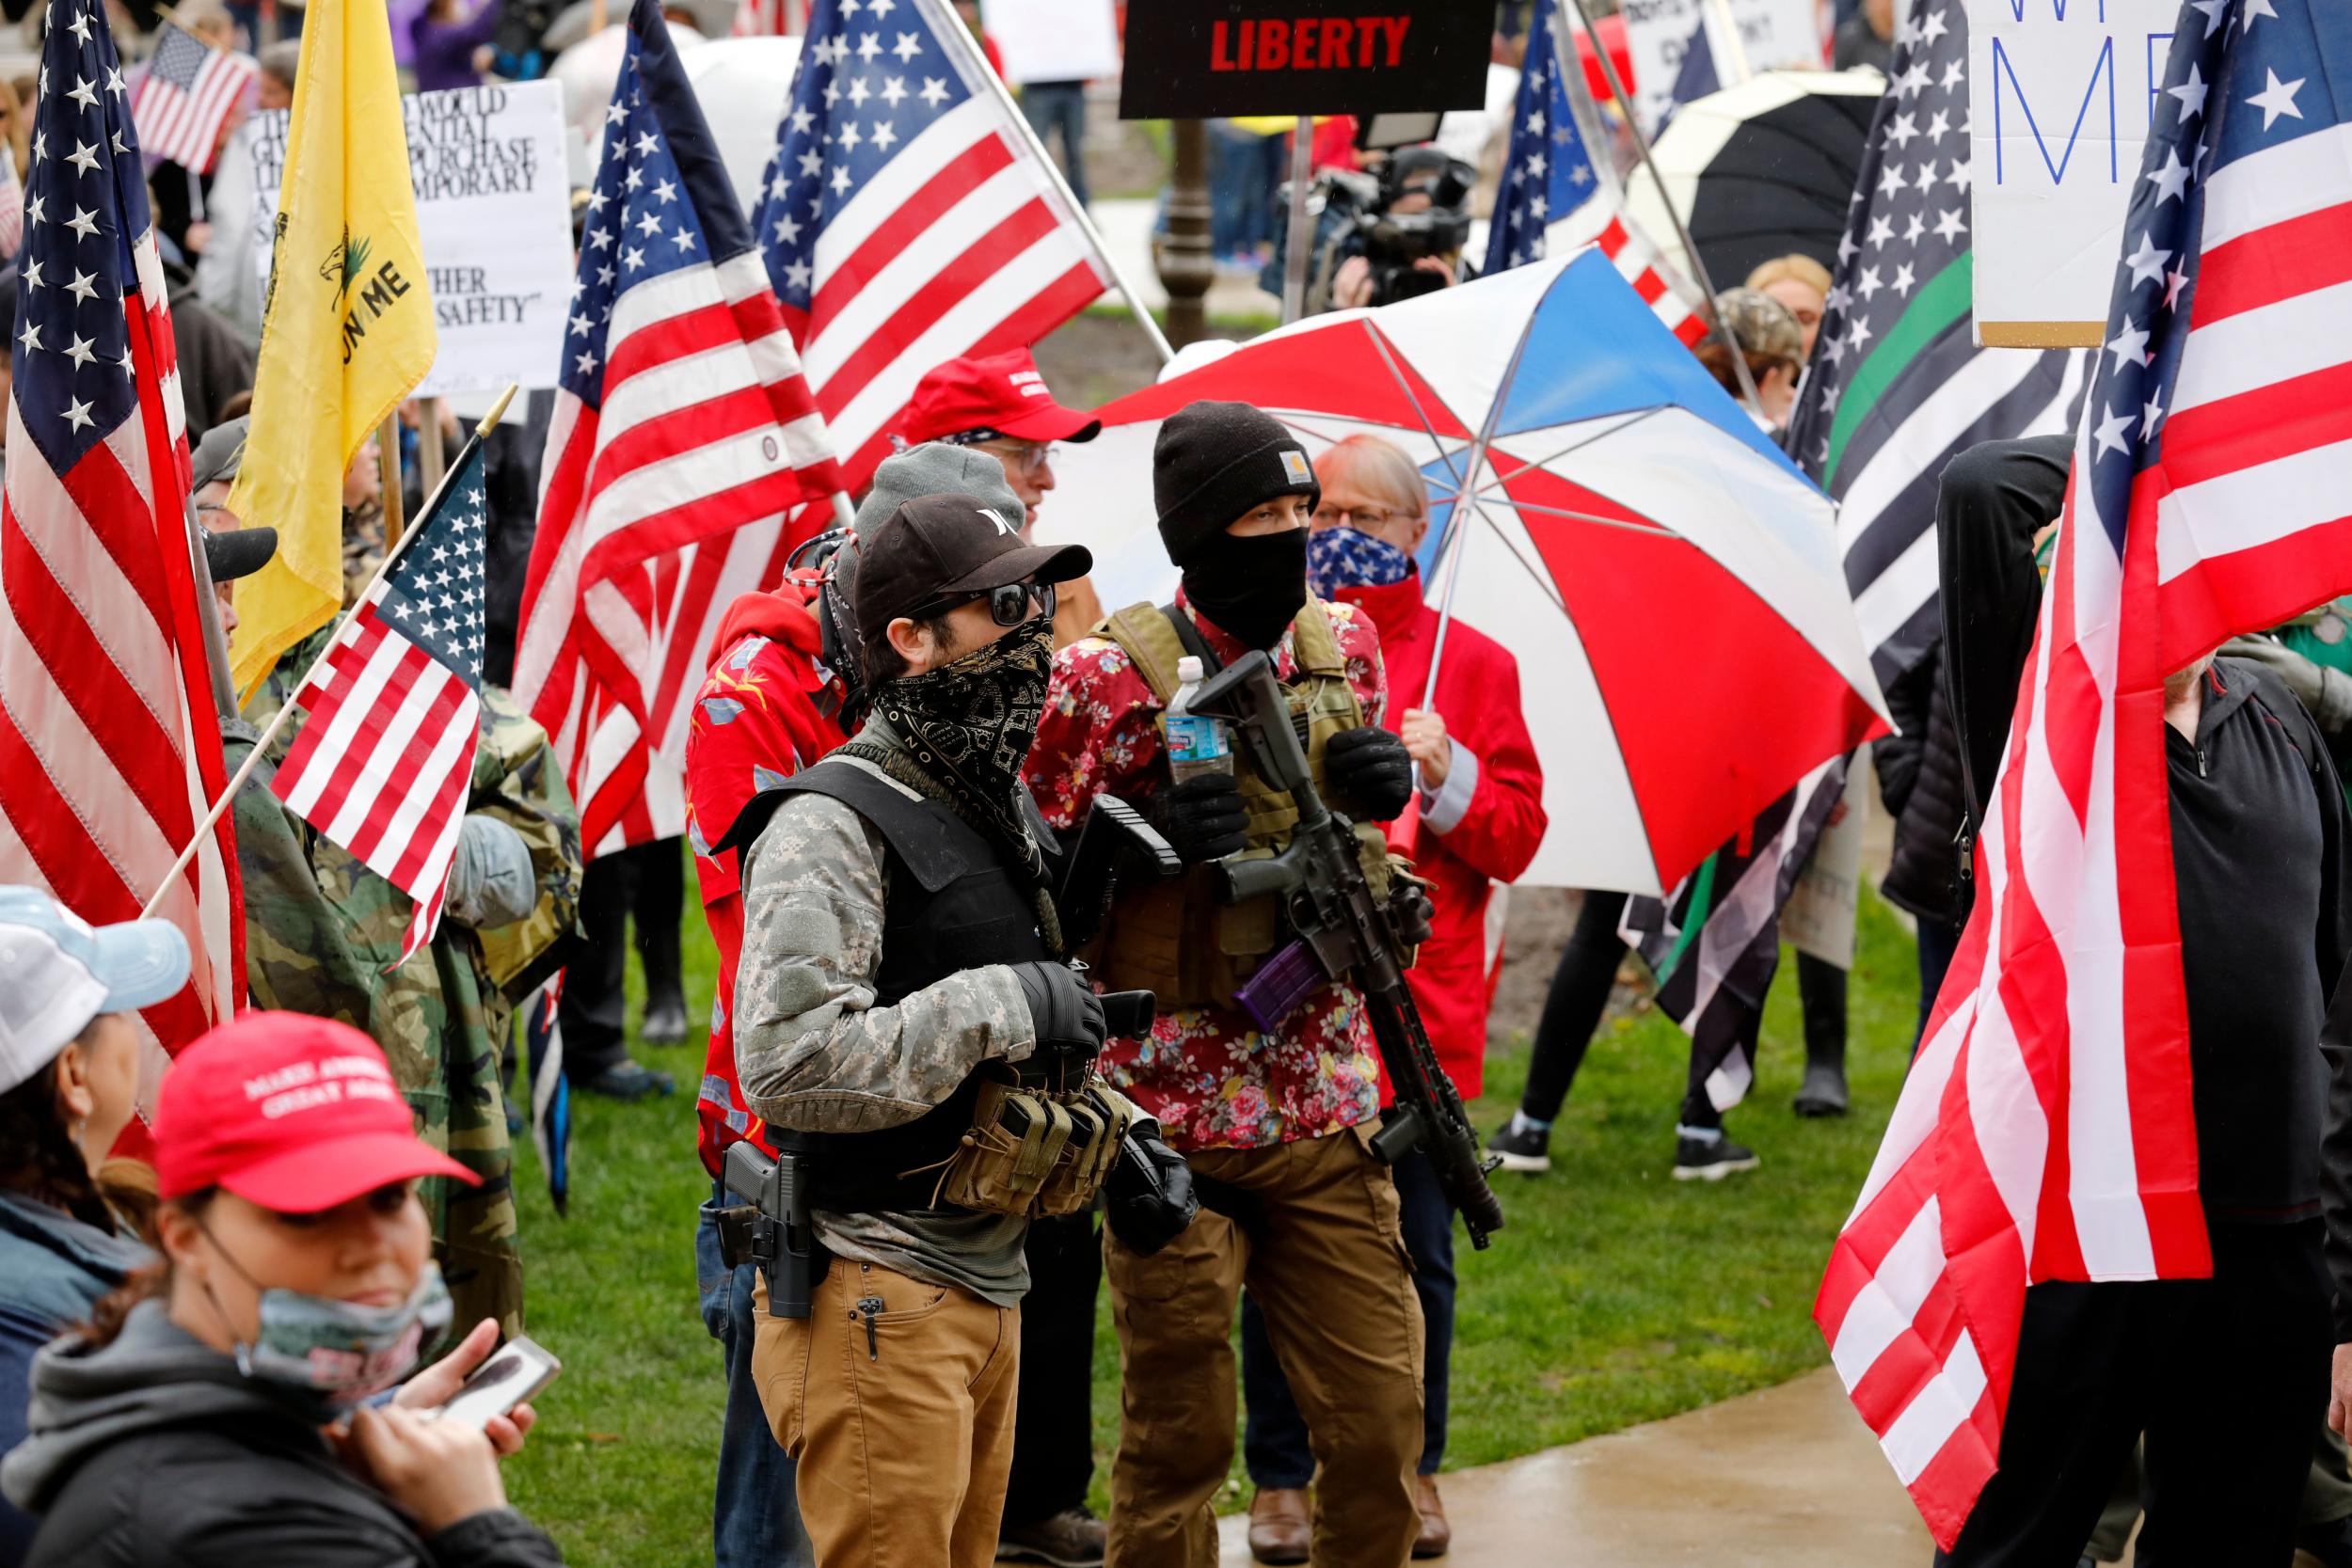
left=501, top=868, right=1919, bottom=1566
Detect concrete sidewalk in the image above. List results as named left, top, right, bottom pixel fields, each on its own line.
left=1210, top=1368, right=1933, bottom=1567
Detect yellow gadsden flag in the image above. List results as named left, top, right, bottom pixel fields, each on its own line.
left=227, top=0, right=435, bottom=697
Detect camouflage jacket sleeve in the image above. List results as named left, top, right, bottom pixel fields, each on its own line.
left=733, top=784, right=1036, bottom=1134
left=465, top=689, right=584, bottom=1004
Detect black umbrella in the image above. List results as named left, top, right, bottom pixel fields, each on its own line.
left=1626, top=70, right=1886, bottom=289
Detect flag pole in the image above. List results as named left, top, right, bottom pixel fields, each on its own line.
left=922, top=0, right=1174, bottom=365
left=139, top=384, right=519, bottom=921
left=182, top=498, right=241, bottom=720
left=1560, top=0, right=1765, bottom=419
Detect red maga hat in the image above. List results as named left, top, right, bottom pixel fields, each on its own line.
left=898, top=349, right=1103, bottom=448
left=154, top=1012, right=477, bottom=1212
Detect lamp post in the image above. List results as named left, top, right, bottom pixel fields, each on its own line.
left=1160, top=119, right=1216, bottom=348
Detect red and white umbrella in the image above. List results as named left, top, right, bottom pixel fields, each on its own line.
left=1033, top=249, right=1889, bottom=893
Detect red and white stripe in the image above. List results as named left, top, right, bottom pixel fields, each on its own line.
left=784, top=81, right=1111, bottom=490
left=1549, top=205, right=1708, bottom=348
left=0, top=156, right=23, bottom=259
left=130, top=28, right=260, bottom=173
left=731, top=0, right=806, bottom=35
left=0, top=228, right=238, bottom=1118
left=1817, top=114, right=2352, bottom=1553
left=270, top=588, right=483, bottom=965
left=513, top=249, right=840, bottom=858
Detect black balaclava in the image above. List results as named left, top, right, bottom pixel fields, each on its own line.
left=1182, top=527, right=1310, bottom=651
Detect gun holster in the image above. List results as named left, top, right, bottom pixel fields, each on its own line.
left=723, top=1143, right=828, bottom=1319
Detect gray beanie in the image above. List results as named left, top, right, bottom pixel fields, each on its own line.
left=833, top=441, right=1032, bottom=664
left=188, top=416, right=249, bottom=494
left=853, top=441, right=1025, bottom=534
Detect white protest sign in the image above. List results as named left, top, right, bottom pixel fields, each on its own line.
left=979, top=0, right=1120, bottom=87
left=1965, top=0, right=2180, bottom=347
left=251, top=80, right=573, bottom=398
left=1618, top=0, right=1825, bottom=133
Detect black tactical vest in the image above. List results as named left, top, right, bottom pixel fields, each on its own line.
left=748, top=755, right=1051, bottom=1213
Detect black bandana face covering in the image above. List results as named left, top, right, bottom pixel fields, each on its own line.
left=1181, top=526, right=1311, bottom=650
left=871, top=617, right=1056, bottom=877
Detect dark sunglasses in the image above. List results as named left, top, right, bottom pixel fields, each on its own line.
left=912, top=578, right=1057, bottom=627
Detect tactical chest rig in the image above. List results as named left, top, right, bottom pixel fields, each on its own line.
left=1084, top=600, right=1397, bottom=1010
left=755, top=757, right=1137, bottom=1221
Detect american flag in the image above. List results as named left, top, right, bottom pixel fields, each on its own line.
left=269, top=442, right=491, bottom=967
left=0, top=0, right=243, bottom=1114
left=758, top=0, right=1110, bottom=490
left=1817, top=0, right=2352, bottom=1545
left=1486, top=0, right=1707, bottom=347
left=129, top=21, right=259, bottom=174
left=511, top=0, right=844, bottom=858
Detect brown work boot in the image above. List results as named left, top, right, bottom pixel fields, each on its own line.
left=997, top=1505, right=1105, bottom=1567
left=1246, top=1487, right=1311, bottom=1566
left=1412, top=1473, right=1452, bottom=1559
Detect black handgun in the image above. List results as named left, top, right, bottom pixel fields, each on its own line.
left=723, top=1141, right=818, bottom=1319
left=1189, top=651, right=1506, bottom=1249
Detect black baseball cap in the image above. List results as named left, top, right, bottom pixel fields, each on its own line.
left=855, top=492, right=1091, bottom=631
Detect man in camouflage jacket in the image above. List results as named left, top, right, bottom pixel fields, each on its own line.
left=227, top=625, right=584, bottom=1337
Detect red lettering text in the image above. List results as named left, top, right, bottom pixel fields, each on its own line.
left=1255, top=18, right=1289, bottom=70
left=1320, top=17, right=1352, bottom=68
left=1375, top=14, right=1411, bottom=68
left=1210, top=19, right=1235, bottom=69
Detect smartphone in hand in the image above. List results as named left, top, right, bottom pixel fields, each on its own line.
left=434, top=1336, right=562, bottom=1430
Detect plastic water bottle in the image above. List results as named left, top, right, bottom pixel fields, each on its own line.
left=1165, top=656, right=1234, bottom=784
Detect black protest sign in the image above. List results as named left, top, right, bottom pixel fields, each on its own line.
left=1117, top=1, right=1489, bottom=120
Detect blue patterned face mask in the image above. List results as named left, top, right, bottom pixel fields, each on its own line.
left=1307, top=527, right=1414, bottom=600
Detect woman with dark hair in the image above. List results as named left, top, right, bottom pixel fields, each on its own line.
left=0, top=1009, right=563, bottom=1568
left=0, top=888, right=191, bottom=1566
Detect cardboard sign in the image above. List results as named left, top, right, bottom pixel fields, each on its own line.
left=980, top=0, right=1122, bottom=86
left=1967, top=0, right=2180, bottom=348
left=1117, top=0, right=1489, bottom=120
left=252, top=81, right=574, bottom=398
left=1619, top=0, right=1825, bottom=134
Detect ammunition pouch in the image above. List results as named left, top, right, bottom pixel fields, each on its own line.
left=1084, top=598, right=1403, bottom=1009
left=930, top=1076, right=1143, bottom=1217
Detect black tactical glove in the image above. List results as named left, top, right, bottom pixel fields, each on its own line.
left=1324, top=725, right=1414, bottom=821
left=1158, top=771, right=1248, bottom=863
left=1105, top=1119, right=1197, bottom=1256
left=1012, top=961, right=1108, bottom=1068
left=1389, top=879, right=1436, bottom=948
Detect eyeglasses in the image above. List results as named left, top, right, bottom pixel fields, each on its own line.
left=979, top=440, right=1059, bottom=478
left=1313, top=503, right=1396, bottom=532
left=913, top=578, right=1057, bottom=628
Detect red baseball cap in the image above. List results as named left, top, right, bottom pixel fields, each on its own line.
left=898, top=349, right=1102, bottom=448
left=154, top=1012, right=477, bottom=1211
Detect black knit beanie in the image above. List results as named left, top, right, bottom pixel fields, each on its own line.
left=1152, top=401, right=1321, bottom=566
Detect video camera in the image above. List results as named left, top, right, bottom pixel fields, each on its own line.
left=1272, top=146, right=1477, bottom=314
left=1349, top=147, right=1476, bottom=307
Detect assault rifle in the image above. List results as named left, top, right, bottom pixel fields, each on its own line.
left=1189, top=651, right=1506, bottom=1248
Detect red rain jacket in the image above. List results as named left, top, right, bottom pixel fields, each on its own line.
left=1336, top=574, right=1548, bottom=1100
left=684, top=583, right=846, bottom=1178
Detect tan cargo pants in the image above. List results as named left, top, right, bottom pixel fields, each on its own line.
left=752, top=1259, right=1019, bottom=1568
left=1105, top=1127, right=1425, bottom=1568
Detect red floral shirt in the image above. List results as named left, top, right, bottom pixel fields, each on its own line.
left=1024, top=589, right=1389, bottom=1152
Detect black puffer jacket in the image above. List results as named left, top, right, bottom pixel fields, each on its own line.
left=1876, top=645, right=1971, bottom=927
left=1, top=1300, right=563, bottom=1568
